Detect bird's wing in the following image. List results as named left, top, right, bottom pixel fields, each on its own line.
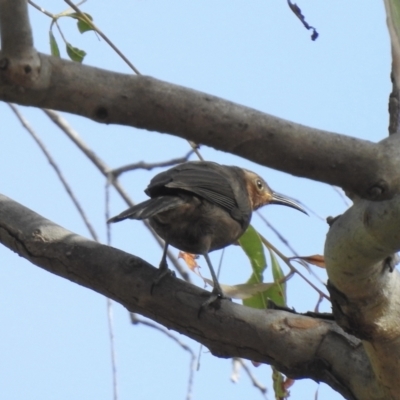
left=163, top=166, right=238, bottom=212
left=108, top=196, right=186, bottom=223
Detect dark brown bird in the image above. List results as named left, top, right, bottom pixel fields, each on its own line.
left=108, top=161, right=306, bottom=306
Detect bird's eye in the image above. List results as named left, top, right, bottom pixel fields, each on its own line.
left=256, top=179, right=263, bottom=190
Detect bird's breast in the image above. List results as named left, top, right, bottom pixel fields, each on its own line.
left=149, top=196, right=251, bottom=254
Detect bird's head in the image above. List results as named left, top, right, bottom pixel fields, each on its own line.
left=242, top=170, right=307, bottom=214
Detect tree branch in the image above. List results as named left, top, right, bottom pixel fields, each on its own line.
left=1, top=54, right=398, bottom=199
left=0, top=193, right=384, bottom=399
left=0, top=0, right=33, bottom=56
left=325, top=196, right=400, bottom=398
left=0, top=0, right=40, bottom=86
left=41, top=109, right=190, bottom=282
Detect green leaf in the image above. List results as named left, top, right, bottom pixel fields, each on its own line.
left=238, top=225, right=266, bottom=278
left=68, top=12, right=94, bottom=33
left=66, top=43, right=86, bottom=63
left=266, top=248, right=286, bottom=307
left=239, top=225, right=268, bottom=309
left=272, top=367, right=289, bottom=400
left=77, top=19, right=93, bottom=33
left=49, top=31, right=60, bottom=58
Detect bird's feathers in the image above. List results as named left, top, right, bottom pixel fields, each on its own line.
left=108, top=196, right=186, bottom=222
left=145, top=162, right=239, bottom=213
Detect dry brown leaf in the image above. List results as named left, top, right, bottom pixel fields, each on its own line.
left=178, top=251, right=199, bottom=272
left=283, top=377, right=295, bottom=390
left=290, top=254, right=326, bottom=268
left=287, top=0, right=319, bottom=41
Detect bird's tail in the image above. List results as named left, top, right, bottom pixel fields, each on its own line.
left=108, top=196, right=185, bottom=223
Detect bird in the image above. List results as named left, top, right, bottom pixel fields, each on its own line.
left=108, top=161, right=306, bottom=308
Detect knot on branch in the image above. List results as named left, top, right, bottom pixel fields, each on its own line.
left=0, top=51, right=41, bottom=88
left=94, top=106, right=109, bottom=121
left=367, top=180, right=388, bottom=199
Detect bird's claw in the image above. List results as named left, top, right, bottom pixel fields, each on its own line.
left=150, top=266, right=175, bottom=294
left=197, top=289, right=231, bottom=317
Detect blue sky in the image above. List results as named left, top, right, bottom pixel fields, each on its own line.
left=0, top=1, right=391, bottom=399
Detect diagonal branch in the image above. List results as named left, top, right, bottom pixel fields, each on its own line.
left=0, top=55, right=396, bottom=199
left=42, top=109, right=190, bottom=282
left=0, top=193, right=383, bottom=400
left=9, top=104, right=99, bottom=242
left=109, top=150, right=195, bottom=178
left=130, top=313, right=196, bottom=400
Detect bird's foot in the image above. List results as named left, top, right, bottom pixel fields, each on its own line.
left=198, top=288, right=231, bottom=317
left=150, top=262, right=175, bottom=294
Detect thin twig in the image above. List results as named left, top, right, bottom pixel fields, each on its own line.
left=105, top=188, right=119, bottom=400
left=107, top=298, right=118, bottom=400
left=9, top=104, right=120, bottom=400
left=8, top=104, right=99, bottom=241
left=63, top=0, right=140, bottom=74
left=314, top=293, right=324, bottom=313
left=258, top=212, right=326, bottom=287
left=54, top=19, right=68, bottom=45
left=187, top=141, right=203, bottom=161
left=257, top=212, right=299, bottom=256
left=331, top=185, right=351, bottom=207
left=290, top=257, right=326, bottom=286
left=28, top=0, right=54, bottom=18
left=105, top=181, right=112, bottom=247
left=259, top=233, right=330, bottom=301
left=130, top=313, right=196, bottom=400
left=194, top=248, right=226, bottom=373
left=298, top=202, right=325, bottom=221
left=110, top=150, right=195, bottom=178
left=231, top=358, right=267, bottom=398
left=62, top=1, right=204, bottom=162
left=42, top=109, right=190, bottom=282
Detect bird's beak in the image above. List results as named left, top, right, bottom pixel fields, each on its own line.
left=270, top=192, right=308, bottom=215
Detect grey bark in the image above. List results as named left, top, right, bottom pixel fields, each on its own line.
left=0, top=194, right=383, bottom=400
left=1, top=0, right=400, bottom=398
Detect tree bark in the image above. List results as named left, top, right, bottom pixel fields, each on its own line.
left=0, top=193, right=383, bottom=400
left=2, top=1, right=400, bottom=398
left=0, top=52, right=398, bottom=200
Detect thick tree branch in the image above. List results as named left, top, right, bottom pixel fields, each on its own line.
left=0, top=0, right=33, bottom=56
left=0, top=193, right=386, bottom=400
left=325, top=196, right=400, bottom=398
left=0, top=54, right=399, bottom=199
left=0, top=0, right=41, bottom=86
